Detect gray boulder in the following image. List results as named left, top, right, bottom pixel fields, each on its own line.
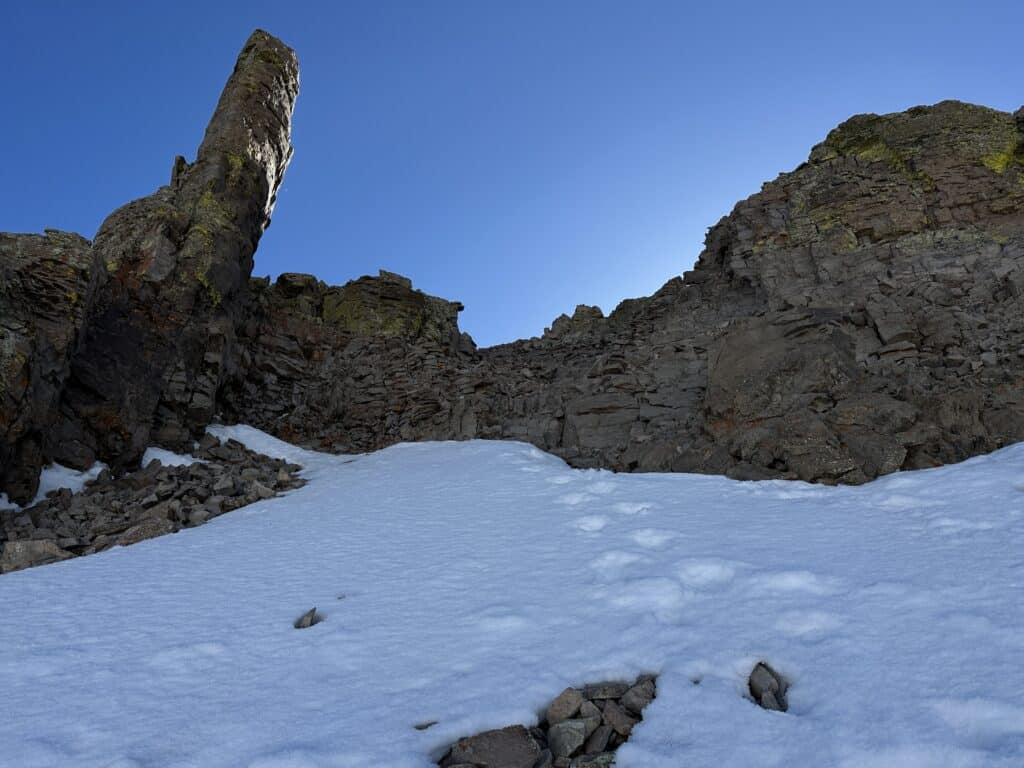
left=749, top=661, right=789, bottom=712
left=441, top=725, right=541, bottom=768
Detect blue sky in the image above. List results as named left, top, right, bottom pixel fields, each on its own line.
left=4, top=1, right=1023, bottom=345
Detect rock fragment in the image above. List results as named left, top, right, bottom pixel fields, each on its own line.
left=293, top=607, right=321, bottom=629
left=547, top=720, right=588, bottom=759
left=547, top=687, right=583, bottom=725
left=749, top=661, right=789, bottom=712
left=441, top=724, right=541, bottom=768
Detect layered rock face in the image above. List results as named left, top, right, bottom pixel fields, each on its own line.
left=223, top=101, right=1024, bottom=483
left=218, top=270, right=474, bottom=450
left=0, top=231, right=100, bottom=503
left=0, top=31, right=299, bottom=504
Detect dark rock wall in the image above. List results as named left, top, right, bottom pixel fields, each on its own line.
left=219, top=270, right=472, bottom=450
left=0, top=231, right=100, bottom=503
left=220, top=101, right=1024, bottom=484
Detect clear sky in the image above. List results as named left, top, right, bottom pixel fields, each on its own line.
left=4, top=1, right=1023, bottom=346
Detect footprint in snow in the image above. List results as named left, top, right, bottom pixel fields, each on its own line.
left=545, top=475, right=574, bottom=485
left=746, top=570, right=839, bottom=596
left=574, top=515, right=610, bottom=532
left=588, top=479, right=618, bottom=494
left=928, top=517, right=997, bottom=534
left=593, top=577, right=690, bottom=623
left=675, top=558, right=744, bottom=587
left=629, top=528, right=678, bottom=549
left=146, top=642, right=227, bottom=673
left=467, top=605, right=531, bottom=633
left=559, top=492, right=595, bottom=506
left=773, top=610, right=845, bottom=640
left=612, top=501, right=653, bottom=515
left=930, top=698, right=1024, bottom=746
left=590, top=550, right=645, bottom=571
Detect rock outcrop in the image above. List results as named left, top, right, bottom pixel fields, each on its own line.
left=0, top=30, right=299, bottom=504
left=0, top=231, right=100, bottom=503
left=55, top=29, right=299, bottom=473
left=220, top=101, right=1024, bottom=484
left=2, top=28, right=1023, bottom=503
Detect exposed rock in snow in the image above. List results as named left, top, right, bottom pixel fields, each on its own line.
left=748, top=661, right=790, bottom=712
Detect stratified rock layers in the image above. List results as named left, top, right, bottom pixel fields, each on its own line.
left=0, top=231, right=99, bottom=503
left=222, top=101, right=1024, bottom=484
left=0, top=30, right=299, bottom=503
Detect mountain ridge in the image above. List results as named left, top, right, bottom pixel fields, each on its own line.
left=2, top=31, right=1022, bottom=504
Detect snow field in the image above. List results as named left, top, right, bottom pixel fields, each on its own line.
left=0, top=424, right=1021, bottom=767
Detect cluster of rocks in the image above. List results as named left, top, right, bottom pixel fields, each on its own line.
left=748, top=661, right=789, bottom=712
left=4, top=27, right=1024, bottom=508
left=0, top=435, right=303, bottom=574
left=439, top=676, right=657, bottom=768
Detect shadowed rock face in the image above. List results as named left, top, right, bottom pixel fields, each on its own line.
left=222, top=101, right=1024, bottom=484
left=52, top=30, right=299, bottom=475
left=0, top=232, right=99, bottom=503
left=0, top=30, right=299, bottom=503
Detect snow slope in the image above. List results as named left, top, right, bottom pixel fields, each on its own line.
left=1, top=425, right=1022, bottom=767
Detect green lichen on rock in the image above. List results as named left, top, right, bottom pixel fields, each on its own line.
left=196, top=184, right=236, bottom=226
left=256, top=47, right=286, bottom=71
left=821, top=118, right=932, bottom=186
left=980, top=139, right=1024, bottom=173
left=322, top=284, right=422, bottom=337
left=226, top=152, right=246, bottom=185
left=192, top=258, right=222, bottom=307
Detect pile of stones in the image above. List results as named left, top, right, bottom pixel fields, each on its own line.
left=439, top=676, right=656, bottom=768
left=0, top=434, right=304, bottom=574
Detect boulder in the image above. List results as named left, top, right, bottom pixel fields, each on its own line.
left=547, top=687, right=583, bottom=725
left=749, top=661, right=789, bottom=712
left=441, top=725, right=541, bottom=768
left=0, top=539, right=73, bottom=573
left=547, top=719, right=588, bottom=759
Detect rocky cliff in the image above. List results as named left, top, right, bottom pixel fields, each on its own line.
left=220, top=101, right=1024, bottom=484
left=0, top=30, right=299, bottom=504
left=2, top=30, right=1022, bottom=504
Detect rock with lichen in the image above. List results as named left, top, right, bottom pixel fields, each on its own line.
left=0, top=29, right=299, bottom=504
left=52, top=30, right=299, bottom=475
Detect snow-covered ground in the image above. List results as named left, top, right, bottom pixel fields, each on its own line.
left=2, top=425, right=1022, bottom=767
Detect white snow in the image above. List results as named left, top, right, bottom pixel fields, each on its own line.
left=0, top=460, right=107, bottom=510
left=141, top=446, right=205, bottom=468
left=1, top=424, right=1022, bottom=767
